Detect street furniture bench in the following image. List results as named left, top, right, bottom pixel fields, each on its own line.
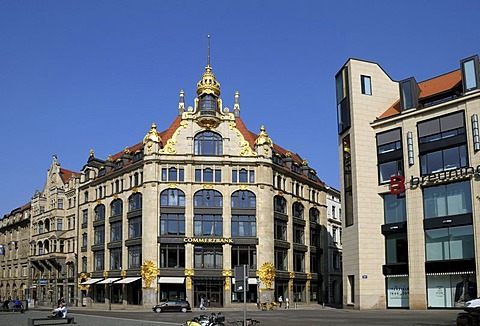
left=27, top=317, right=75, bottom=326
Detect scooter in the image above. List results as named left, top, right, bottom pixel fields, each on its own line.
left=457, top=298, right=480, bottom=325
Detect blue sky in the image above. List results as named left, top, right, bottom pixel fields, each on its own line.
left=1, top=1, right=479, bottom=215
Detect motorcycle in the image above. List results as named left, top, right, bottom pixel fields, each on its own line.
left=457, top=298, right=480, bottom=325
left=182, top=312, right=226, bottom=326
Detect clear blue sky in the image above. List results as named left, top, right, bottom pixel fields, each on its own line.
left=1, top=1, right=479, bottom=215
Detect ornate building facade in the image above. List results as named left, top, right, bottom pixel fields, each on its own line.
left=336, top=54, right=480, bottom=309
left=1, top=61, right=332, bottom=308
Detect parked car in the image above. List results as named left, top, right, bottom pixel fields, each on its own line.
left=152, top=300, right=191, bottom=313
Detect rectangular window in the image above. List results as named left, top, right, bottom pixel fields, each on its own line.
left=461, top=55, right=480, bottom=92
left=231, top=246, right=256, bottom=269
left=82, top=233, right=88, bottom=248
left=57, top=218, right=63, bottom=231
left=194, top=245, right=223, bottom=269
left=336, top=67, right=350, bottom=134
left=293, top=251, right=305, bottom=272
left=423, top=181, right=471, bottom=219
left=231, top=215, right=256, bottom=237
left=179, top=169, right=184, bottom=181
left=274, top=219, right=287, bottom=241
left=274, top=248, right=288, bottom=271
left=94, top=250, right=105, bottom=271
left=195, top=169, right=201, bottom=182
left=361, top=75, right=372, bottom=95
left=215, top=169, right=221, bottom=182
left=58, top=199, right=64, bottom=209
left=194, top=214, right=223, bottom=236
left=425, top=225, right=474, bottom=261
left=160, top=213, right=185, bottom=236
left=384, top=193, right=406, bottom=224
left=293, top=225, right=305, bottom=244
left=82, top=210, right=88, bottom=224
left=343, top=135, right=353, bottom=226
left=128, top=217, right=142, bottom=238
left=110, top=221, right=122, bottom=242
left=160, top=245, right=185, bottom=268
left=399, top=77, right=419, bottom=111
left=94, top=225, right=105, bottom=245
left=385, top=233, right=408, bottom=264
left=377, top=128, right=403, bottom=184
left=128, top=245, right=142, bottom=268
left=421, top=145, right=467, bottom=175
left=161, top=168, right=167, bottom=181
left=82, top=257, right=87, bottom=272
left=110, top=248, right=122, bottom=270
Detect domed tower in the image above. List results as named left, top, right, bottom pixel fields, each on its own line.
left=195, top=35, right=222, bottom=128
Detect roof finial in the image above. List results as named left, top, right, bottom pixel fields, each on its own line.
left=207, top=35, right=211, bottom=67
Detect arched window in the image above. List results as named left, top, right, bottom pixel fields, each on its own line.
left=94, top=204, right=105, bottom=220
left=110, top=199, right=123, bottom=217
left=160, top=189, right=185, bottom=207
left=44, top=218, right=50, bottom=232
left=194, top=131, right=223, bottom=156
left=309, top=208, right=319, bottom=223
left=231, top=190, right=256, bottom=209
left=293, top=202, right=304, bottom=219
left=194, top=190, right=222, bottom=207
left=274, top=196, right=287, bottom=214
left=128, top=193, right=142, bottom=212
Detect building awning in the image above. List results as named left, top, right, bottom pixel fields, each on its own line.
left=115, top=277, right=141, bottom=284
left=232, top=278, right=257, bottom=285
left=80, top=278, right=102, bottom=285
left=158, top=277, right=185, bottom=284
left=97, top=278, right=121, bottom=284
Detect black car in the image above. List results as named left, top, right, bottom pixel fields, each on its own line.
left=152, top=300, right=191, bottom=313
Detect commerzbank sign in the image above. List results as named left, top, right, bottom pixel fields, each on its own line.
left=390, top=165, right=480, bottom=194
left=183, top=237, right=233, bottom=244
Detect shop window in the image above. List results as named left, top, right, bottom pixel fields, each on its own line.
left=427, top=274, right=477, bottom=308
left=385, top=233, right=408, bottom=264
left=386, top=277, right=409, bottom=308
left=425, top=225, right=474, bottom=261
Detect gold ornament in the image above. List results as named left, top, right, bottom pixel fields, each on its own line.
left=258, top=262, right=275, bottom=289
left=141, top=260, right=159, bottom=289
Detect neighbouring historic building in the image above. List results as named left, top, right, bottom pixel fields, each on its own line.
left=0, top=59, right=336, bottom=309
left=326, top=187, right=342, bottom=306
left=336, top=54, right=480, bottom=309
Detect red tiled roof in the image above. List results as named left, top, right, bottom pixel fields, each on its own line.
left=160, top=115, right=182, bottom=143
left=419, top=69, right=462, bottom=99
left=60, top=168, right=79, bottom=183
left=377, top=69, right=462, bottom=120
left=378, top=100, right=401, bottom=119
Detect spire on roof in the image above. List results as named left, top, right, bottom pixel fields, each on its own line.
left=255, top=125, right=273, bottom=147
left=233, top=91, right=240, bottom=117
left=178, top=90, right=185, bottom=115
left=197, top=35, right=221, bottom=97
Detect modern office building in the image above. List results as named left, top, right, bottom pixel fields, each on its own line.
left=336, top=54, right=480, bottom=309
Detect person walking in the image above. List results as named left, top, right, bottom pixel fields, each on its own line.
left=278, top=296, right=283, bottom=308
left=285, top=297, right=289, bottom=309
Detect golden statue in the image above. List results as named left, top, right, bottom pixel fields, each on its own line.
left=141, top=260, right=159, bottom=289
left=258, top=262, right=275, bottom=289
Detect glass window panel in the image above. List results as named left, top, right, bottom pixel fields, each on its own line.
left=215, top=169, right=221, bottom=182
left=425, top=228, right=448, bottom=261
left=379, top=161, right=400, bottom=183
left=361, top=75, right=372, bottom=95
left=161, top=168, right=167, bottom=181
left=169, top=168, right=177, bottom=181
left=384, top=193, right=406, bottom=224
left=464, top=60, right=477, bottom=91
left=195, top=169, right=201, bottom=182
left=204, top=168, right=213, bottom=182
left=449, top=225, right=474, bottom=260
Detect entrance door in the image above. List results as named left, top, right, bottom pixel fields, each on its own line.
left=194, top=280, right=223, bottom=308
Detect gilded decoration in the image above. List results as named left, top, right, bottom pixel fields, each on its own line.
left=302, top=159, right=308, bottom=166
left=222, top=270, right=233, bottom=277
left=186, top=276, right=193, bottom=290
left=202, top=184, right=214, bottom=190
left=132, top=187, right=138, bottom=193
left=238, top=185, right=248, bottom=191
left=113, top=194, right=118, bottom=200
left=224, top=277, right=231, bottom=291
left=285, top=151, right=292, bottom=157
left=228, top=121, right=257, bottom=157
left=159, top=119, right=188, bottom=155
left=78, top=273, right=89, bottom=291
left=96, top=200, right=102, bottom=205
left=143, top=123, right=162, bottom=144
left=141, top=260, right=159, bottom=289
left=184, top=269, right=195, bottom=276
left=108, top=155, right=113, bottom=162
left=289, top=272, right=295, bottom=279
left=167, top=183, right=178, bottom=189
left=89, top=149, right=95, bottom=157
left=103, top=270, right=108, bottom=278
left=254, top=126, right=273, bottom=147
left=258, top=262, right=275, bottom=290
left=124, top=147, right=130, bottom=154
left=121, top=269, right=127, bottom=278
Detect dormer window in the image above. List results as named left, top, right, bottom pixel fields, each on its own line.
left=399, top=77, right=419, bottom=111
left=98, top=168, right=106, bottom=177
left=292, top=163, right=300, bottom=174
left=115, top=160, right=123, bottom=170
left=461, top=55, right=480, bottom=92
left=133, top=151, right=143, bottom=162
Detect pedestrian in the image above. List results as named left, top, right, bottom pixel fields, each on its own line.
left=200, top=296, right=205, bottom=310
left=278, top=296, right=283, bottom=308
left=285, top=297, right=289, bottom=309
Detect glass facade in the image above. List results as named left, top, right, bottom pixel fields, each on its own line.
left=427, top=274, right=477, bottom=308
